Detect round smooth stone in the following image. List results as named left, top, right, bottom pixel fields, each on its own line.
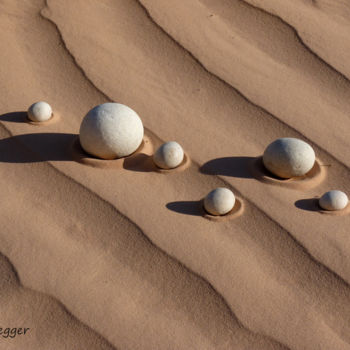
left=204, top=188, right=235, bottom=216
left=79, top=103, right=144, bottom=159
left=153, top=141, right=184, bottom=169
left=319, top=190, right=348, bottom=211
left=263, top=138, right=316, bottom=178
left=27, top=101, right=52, bottom=122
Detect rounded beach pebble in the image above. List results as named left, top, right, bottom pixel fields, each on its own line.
left=319, top=190, right=348, bottom=211
left=79, top=103, right=144, bottom=159
left=27, top=101, right=52, bottom=122
left=204, top=188, right=235, bottom=216
left=263, top=138, right=315, bottom=178
left=153, top=141, right=184, bottom=169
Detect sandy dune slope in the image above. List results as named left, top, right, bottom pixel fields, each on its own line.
left=0, top=0, right=349, bottom=349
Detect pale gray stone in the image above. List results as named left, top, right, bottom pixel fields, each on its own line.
left=153, top=141, right=184, bottom=169
left=204, top=188, right=235, bottom=216
left=319, top=190, right=348, bottom=211
left=263, top=138, right=315, bottom=178
left=27, top=101, right=52, bottom=122
left=79, top=103, right=144, bottom=159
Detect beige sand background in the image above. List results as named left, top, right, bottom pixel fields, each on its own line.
left=0, top=0, right=349, bottom=349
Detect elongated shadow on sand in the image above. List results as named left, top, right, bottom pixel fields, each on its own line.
left=123, top=153, right=157, bottom=172
left=0, top=132, right=77, bottom=163
left=295, top=198, right=350, bottom=216
left=294, top=198, right=320, bottom=212
left=201, top=156, right=325, bottom=189
left=0, top=111, right=28, bottom=123
left=166, top=198, right=244, bottom=221
left=200, top=157, right=255, bottom=178
left=166, top=201, right=203, bottom=216
left=0, top=111, right=59, bottom=125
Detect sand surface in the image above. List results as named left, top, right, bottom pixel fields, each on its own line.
left=0, top=0, right=349, bottom=349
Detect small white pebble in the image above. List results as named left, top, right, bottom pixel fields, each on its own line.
left=204, top=188, right=235, bottom=216
left=319, top=190, right=348, bottom=211
left=27, top=101, right=53, bottom=122
left=153, top=141, right=184, bottom=169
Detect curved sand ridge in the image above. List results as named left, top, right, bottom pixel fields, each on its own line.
left=0, top=0, right=349, bottom=349
left=138, top=0, right=350, bottom=168
left=42, top=0, right=350, bottom=278
left=242, top=0, right=350, bottom=80
left=0, top=251, right=116, bottom=350
left=0, top=124, right=285, bottom=350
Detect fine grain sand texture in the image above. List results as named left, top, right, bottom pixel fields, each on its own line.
left=0, top=0, right=349, bottom=349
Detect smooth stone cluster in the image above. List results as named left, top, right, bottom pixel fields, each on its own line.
left=319, top=190, right=348, bottom=211
left=153, top=141, right=184, bottom=169
left=263, top=138, right=315, bottom=179
left=27, top=101, right=52, bottom=122
left=79, top=103, right=144, bottom=159
left=204, top=188, right=235, bottom=216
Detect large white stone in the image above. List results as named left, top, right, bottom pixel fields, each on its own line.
left=319, top=190, right=348, bottom=211
left=79, top=103, right=144, bottom=159
left=204, top=188, right=235, bottom=216
left=263, top=138, right=315, bottom=178
left=153, top=141, right=184, bottom=169
left=27, top=101, right=52, bottom=122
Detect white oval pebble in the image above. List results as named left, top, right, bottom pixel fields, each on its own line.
left=204, top=188, right=235, bottom=216
left=79, top=103, right=144, bottom=159
left=27, top=101, right=52, bottom=122
left=319, top=190, right=348, bottom=211
left=153, top=141, right=184, bottom=169
left=263, top=138, right=315, bottom=178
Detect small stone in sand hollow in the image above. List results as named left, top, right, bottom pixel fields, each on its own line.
left=153, top=141, right=184, bottom=169
left=263, top=138, right=315, bottom=179
left=27, top=101, right=52, bottom=122
left=319, top=190, right=348, bottom=211
left=204, top=188, right=235, bottom=216
left=79, top=103, right=144, bottom=160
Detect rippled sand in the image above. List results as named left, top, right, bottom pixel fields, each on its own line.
left=0, top=0, right=349, bottom=349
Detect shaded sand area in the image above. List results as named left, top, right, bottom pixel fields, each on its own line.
left=0, top=0, right=349, bottom=349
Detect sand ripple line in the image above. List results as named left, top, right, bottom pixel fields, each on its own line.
left=3, top=115, right=347, bottom=349
left=241, top=0, right=350, bottom=82
left=1, top=103, right=348, bottom=344
left=32, top=0, right=350, bottom=286
left=196, top=168, right=350, bottom=345
left=44, top=0, right=350, bottom=174
left=4, top=114, right=349, bottom=347
left=138, top=0, right=350, bottom=168
left=40, top=4, right=111, bottom=104
left=38, top=0, right=350, bottom=284
left=0, top=250, right=117, bottom=350
left=0, top=8, right=287, bottom=346
left=42, top=0, right=350, bottom=175
left=214, top=171, right=350, bottom=283
left=132, top=0, right=350, bottom=280
left=25, top=2, right=350, bottom=348
left=0, top=125, right=288, bottom=349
